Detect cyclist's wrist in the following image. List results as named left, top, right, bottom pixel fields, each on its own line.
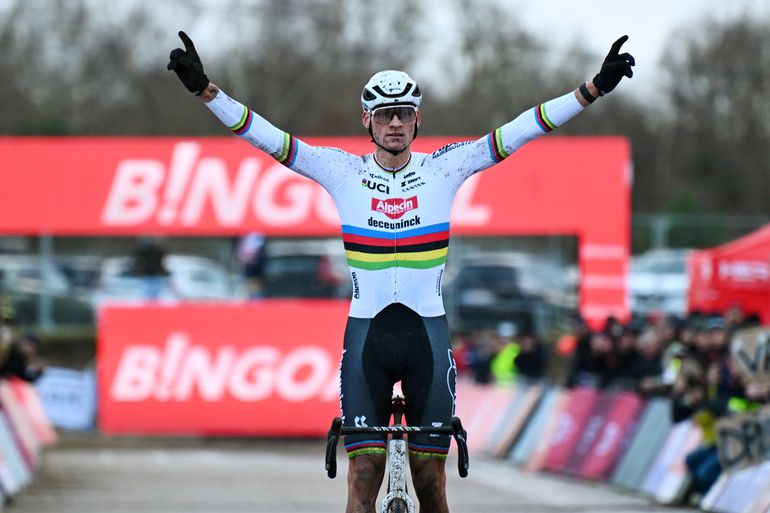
left=198, top=82, right=219, bottom=102
left=575, top=81, right=600, bottom=106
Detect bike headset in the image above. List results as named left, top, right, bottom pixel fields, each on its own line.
left=361, top=70, right=422, bottom=156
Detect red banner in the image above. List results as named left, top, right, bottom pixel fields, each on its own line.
left=578, top=391, right=644, bottom=480
left=542, top=387, right=601, bottom=473
left=97, top=301, right=349, bottom=435
left=2, top=135, right=630, bottom=328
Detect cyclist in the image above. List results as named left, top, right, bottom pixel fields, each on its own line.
left=168, top=32, right=634, bottom=513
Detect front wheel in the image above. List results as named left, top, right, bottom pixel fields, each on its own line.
left=386, top=498, right=408, bottom=513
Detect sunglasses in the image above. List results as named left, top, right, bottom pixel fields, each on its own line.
left=371, top=105, right=417, bottom=125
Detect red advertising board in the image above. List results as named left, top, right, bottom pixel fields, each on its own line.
left=541, top=387, right=600, bottom=473
left=97, top=301, right=349, bottom=435
left=0, top=136, right=630, bottom=328
left=578, top=391, right=644, bottom=480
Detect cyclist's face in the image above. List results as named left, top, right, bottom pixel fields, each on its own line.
left=363, top=106, right=420, bottom=153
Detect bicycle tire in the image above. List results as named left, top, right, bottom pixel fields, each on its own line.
left=386, top=498, right=408, bottom=513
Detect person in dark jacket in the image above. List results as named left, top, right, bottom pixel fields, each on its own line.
left=514, top=332, right=546, bottom=381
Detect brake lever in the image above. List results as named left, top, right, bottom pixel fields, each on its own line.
left=450, top=416, right=469, bottom=478
left=325, top=417, right=343, bottom=478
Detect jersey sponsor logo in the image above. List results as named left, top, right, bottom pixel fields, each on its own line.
left=367, top=215, right=421, bottom=230
left=351, top=271, right=360, bottom=299
left=435, top=269, right=443, bottom=296
left=109, top=332, right=340, bottom=403
left=371, top=196, right=418, bottom=219
left=400, top=176, right=422, bottom=187
left=361, top=178, right=389, bottom=194
left=402, top=181, right=426, bottom=191
left=431, top=141, right=473, bottom=159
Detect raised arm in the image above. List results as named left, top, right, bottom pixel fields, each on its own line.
left=167, top=31, right=357, bottom=192
left=167, top=32, right=294, bottom=158
left=437, top=36, right=635, bottom=188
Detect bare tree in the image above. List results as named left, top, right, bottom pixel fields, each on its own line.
left=658, top=16, right=770, bottom=215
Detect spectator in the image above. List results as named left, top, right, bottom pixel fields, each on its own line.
left=0, top=296, right=17, bottom=362
left=632, top=327, right=666, bottom=396
left=514, top=332, right=547, bottom=382
left=130, top=238, right=173, bottom=300
left=464, top=330, right=498, bottom=384
left=237, top=232, right=267, bottom=299
left=0, top=332, right=46, bottom=382
left=567, top=330, right=617, bottom=389
left=491, top=322, right=518, bottom=385
left=671, top=315, right=742, bottom=499
left=607, top=322, right=641, bottom=391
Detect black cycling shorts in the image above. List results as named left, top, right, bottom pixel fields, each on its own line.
left=340, top=302, right=457, bottom=460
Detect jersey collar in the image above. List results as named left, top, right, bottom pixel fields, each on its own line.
left=374, top=153, right=412, bottom=174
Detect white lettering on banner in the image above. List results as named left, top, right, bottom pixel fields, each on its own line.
left=156, top=332, right=188, bottom=401
left=255, top=165, right=314, bottom=225
left=551, top=414, right=575, bottom=446
left=452, top=174, right=491, bottom=226
left=594, top=421, right=621, bottom=457
left=582, top=275, right=626, bottom=290
left=101, top=142, right=496, bottom=229
left=581, top=244, right=628, bottom=260
left=159, top=143, right=200, bottom=225
left=276, top=347, right=331, bottom=401
left=180, top=157, right=261, bottom=226
left=110, top=346, right=160, bottom=401
left=109, top=332, right=339, bottom=403
left=101, top=142, right=340, bottom=228
left=176, top=346, right=238, bottom=401
left=102, top=161, right=165, bottom=225
left=719, top=260, right=770, bottom=283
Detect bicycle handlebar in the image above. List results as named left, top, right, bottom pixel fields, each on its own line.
left=324, top=416, right=470, bottom=479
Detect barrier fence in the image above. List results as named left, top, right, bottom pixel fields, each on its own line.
left=91, top=302, right=770, bottom=511
left=0, top=378, right=56, bottom=504
left=455, top=381, right=770, bottom=513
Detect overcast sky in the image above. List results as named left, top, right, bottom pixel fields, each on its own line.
left=426, top=0, right=770, bottom=98
left=5, top=0, right=768, bottom=100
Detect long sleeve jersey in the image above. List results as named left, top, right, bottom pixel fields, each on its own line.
left=206, top=89, right=585, bottom=318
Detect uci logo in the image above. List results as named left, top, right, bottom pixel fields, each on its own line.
left=362, top=179, right=389, bottom=194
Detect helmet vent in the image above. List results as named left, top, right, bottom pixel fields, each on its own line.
left=373, top=83, right=413, bottom=99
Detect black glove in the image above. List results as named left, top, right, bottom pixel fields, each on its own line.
left=167, top=31, right=210, bottom=95
left=592, top=35, right=635, bottom=96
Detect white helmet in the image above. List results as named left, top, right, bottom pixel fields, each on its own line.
left=361, top=70, right=422, bottom=112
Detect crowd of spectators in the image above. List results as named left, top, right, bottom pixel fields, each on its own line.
left=451, top=305, right=770, bottom=501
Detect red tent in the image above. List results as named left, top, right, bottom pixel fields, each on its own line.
left=688, top=224, right=770, bottom=323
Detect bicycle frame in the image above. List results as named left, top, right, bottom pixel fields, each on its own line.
left=324, top=396, right=469, bottom=513
left=382, top=397, right=414, bottom=512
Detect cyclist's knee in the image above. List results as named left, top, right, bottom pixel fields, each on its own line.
left=348, top=453, right=386, bottom=492
left=410, top=457, right=446, bottom=496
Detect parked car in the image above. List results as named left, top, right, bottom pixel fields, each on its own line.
left=0, top=255, right=70, bottom=296
left=629, top=249, right=692, bottom=316
left=92, top=254, right=242, bottom=307
left=0, top=255, right=93, bottom=326
left=443, top=252, right=574, bottom=333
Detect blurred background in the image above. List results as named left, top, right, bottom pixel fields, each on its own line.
left=2, top=0, right=769, bottom=347
left=1, top=0, right=770, bottom=510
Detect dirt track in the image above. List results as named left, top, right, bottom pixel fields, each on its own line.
left=10, top=436, right=693, bottom=513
